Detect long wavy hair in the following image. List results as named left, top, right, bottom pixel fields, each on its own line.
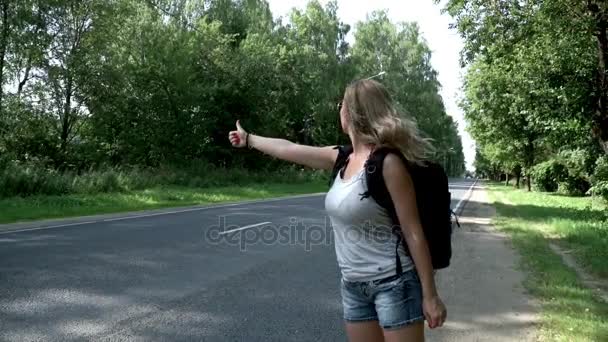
left=342, top=79, right=434, bottom=163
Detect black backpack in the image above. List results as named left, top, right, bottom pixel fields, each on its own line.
left=329, top=145, right=455, bottom=273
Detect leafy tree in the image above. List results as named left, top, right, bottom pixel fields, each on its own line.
left=440, top=0, right=607, bottom=190
left=351, top=11, right=465, bottom=174
left=1, top=0, right=467, bottom=194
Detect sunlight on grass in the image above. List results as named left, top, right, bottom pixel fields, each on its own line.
left=487, top=183, right=608, bottom=342
left=490, top=184, right=608, bottom=278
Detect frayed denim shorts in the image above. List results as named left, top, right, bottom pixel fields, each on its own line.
left=340, top=269, right=424, bottom=330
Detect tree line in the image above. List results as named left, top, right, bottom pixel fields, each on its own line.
left=0, top=0, right=465, bottom=198
left=441, top=0, right=608, bottom=199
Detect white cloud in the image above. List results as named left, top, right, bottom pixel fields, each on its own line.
left=267, top=0, right=475, bottom=170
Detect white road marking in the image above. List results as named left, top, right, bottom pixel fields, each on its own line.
left=0, top=221, right=98, bottom=235
left=218, top=222, right=272, bottom=235
left=0, top=193, right=325, bottom=235
left=2, top=181, right=479, bottom=236
left=454, top=180, right=478, bottom=213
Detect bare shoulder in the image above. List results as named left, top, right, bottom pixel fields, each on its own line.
left=381, top=152, right=417, bottom=202
left=382, top=152, right=411, bottom=178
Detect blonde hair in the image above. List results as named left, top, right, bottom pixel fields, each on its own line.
left=343, top=79, right=434, bottom=163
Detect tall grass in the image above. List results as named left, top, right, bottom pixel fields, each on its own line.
left=0, top=160, right=327, bottom=199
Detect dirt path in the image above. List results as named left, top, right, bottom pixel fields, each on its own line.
left=426, top=185, right=539, bottom=342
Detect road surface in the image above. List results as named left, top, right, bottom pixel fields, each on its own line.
left=0, top=179, right=476, bottom=341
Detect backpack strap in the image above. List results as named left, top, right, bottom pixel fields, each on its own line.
left=360, top=147, right=412, bottom=276
left=329, top=145, right=353, bottom=187
left=360, top=147, right=405, bottom=225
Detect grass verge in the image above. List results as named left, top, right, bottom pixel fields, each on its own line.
left=0, top=181, right=327, bottom=225
left=487, top=183, right=608, bottom=342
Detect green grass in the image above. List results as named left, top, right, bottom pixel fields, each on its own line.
left=487, top=183, right=608, bottom=342
left=0, top=182, right=327, bottom=225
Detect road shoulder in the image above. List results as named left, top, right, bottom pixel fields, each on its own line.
left=0, top=192, right=326, bottom=234
left=426, top=184, right=540, bottom=342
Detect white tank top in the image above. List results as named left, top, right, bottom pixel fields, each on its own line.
left=324, top=169, right=413, bottom=281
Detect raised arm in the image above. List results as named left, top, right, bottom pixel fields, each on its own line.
left=228, top=120, right=338, bottom=170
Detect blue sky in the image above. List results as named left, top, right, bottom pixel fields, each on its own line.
left=266, top=0, right=474, bottom=170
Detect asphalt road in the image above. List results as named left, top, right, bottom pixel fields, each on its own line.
left=0, top=179, right=476, bottom=342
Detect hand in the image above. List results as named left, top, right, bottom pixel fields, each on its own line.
left=423, top=295, right=447, bottom=329
left=229, top=120, right=248, bottom=148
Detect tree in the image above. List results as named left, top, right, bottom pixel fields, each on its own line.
left=1, top=0, right=466, bottom=184
left=440, top=0, right=608, bottom=190
left=350, top=11, right=465, bottom=174
left=440, top=0, right=608, bottom=155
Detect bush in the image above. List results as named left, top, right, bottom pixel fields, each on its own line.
left=589, top=156, right=608, bottom=201
left=71, top=169, right=129, bottom=194
left=0, top=161, right=70, bottom=197
left=592, top=155, right=608, bottom=181
left=532, top=150, right=596, bottom=196
left=557, top=177, right=590, bottom=196
left=590, top=181, right=608, bottom=201
left=554, top=149, right=593, bottom=196
left=0, top=160, right=326, bottom=199
left=531, top=160, right=568, bottom=192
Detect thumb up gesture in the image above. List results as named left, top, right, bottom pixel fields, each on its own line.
left=228, top=120, right=248, bottom=148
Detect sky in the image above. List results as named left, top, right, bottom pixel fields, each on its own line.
left=266, top=0, right=475, bottom=170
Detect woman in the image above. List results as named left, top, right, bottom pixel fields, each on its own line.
left=228, top=79, right=446, bottom=342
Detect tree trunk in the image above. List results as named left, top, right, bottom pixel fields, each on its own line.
left=17, top=62, right=31, bottom=96
left=505, top=174, right=510, bottom=186
left=524, top=135, right=535, bottom=192
left=515, top=171, right=521, bottom=188
left=601, top=139, right=608, bottom=154
left=0, top=1, right=10, bottom=111
left=18, top=7, right=44, bottom=97
left=60, top=74, right=73, bottom=154
left=592, top=7, right=608, bottom=154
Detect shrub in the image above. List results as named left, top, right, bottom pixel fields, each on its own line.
left=0, top=159, right=326, bottom=199
left=531, top=160, right=568, bottom=192
left=589, top=156, right=608, bottom=201
left=557, top=177, right=590, bottom=196
left=0, top=161, right=70, bottom=197
left=556, top=149, right=592, bottom=196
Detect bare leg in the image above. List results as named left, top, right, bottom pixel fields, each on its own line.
left=382, top=321, right=425, bottom=342
left=345, top=321, right=384, bottom=342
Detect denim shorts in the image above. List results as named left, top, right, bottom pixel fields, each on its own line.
left=340, top=269, right=424, bottom=330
